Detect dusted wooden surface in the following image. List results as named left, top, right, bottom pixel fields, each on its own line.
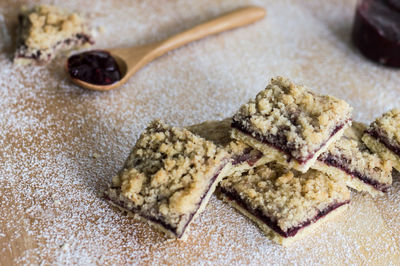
left=1, top=0, right=399, bottom=264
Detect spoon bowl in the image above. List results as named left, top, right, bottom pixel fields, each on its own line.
left=66, top=6, right=266, bottom=91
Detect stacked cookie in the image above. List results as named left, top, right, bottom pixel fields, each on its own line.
left=105, top=77, right=397, bottom=246
left=14, top=5, right=93, bottom=65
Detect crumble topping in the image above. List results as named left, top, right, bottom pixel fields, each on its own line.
left=367, top=109, right=400, bottom=148
left=219, top=163, right=350, bottom=232
left=15, top=5, right=93, bottom=64
left=319, top=122, right=392, bottom=186
left=109, top=120, right=229, bottom=230
left=232, top=77, right=352, bottom=161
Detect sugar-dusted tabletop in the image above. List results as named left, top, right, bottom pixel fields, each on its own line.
left=1, top=0, right=399, bottom=264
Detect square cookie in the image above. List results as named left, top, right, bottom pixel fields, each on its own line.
left=363, top=109, right=400, bottom=172
left=231, top=77, right=352, bottom=172
left=14, top=5, right=93, bottom=65
left=314, top=122, right=392, bottom=197
left=218, top=162, right=351, bottom=246
left=187, top=118, right=272, bottom=175
left=105, top=120, right=231, bottom=239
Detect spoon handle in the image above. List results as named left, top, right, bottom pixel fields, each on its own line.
left=152, top=6, right=266, bottom=57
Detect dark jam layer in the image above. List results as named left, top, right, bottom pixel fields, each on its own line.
left=366, top=128, right=400, bottom=158
left=231, top=119, right=347, bottom=164
left=220, top=187, right=349, bottom=238
left=320, top=154, right=389, bottom=192
left=16, top=34, right=93, bottom=61
left=67, top=50, right=121, bottom=85
left=104, top=192, right=178, bottom=236
left=352, top=0, right=400, bottom=67
left=232, top=148, right=263, bottom=167
left=105, top=159, right=229, bottom=238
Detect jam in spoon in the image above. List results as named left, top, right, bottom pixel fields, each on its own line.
left=65, top=6, right=266, bottom=91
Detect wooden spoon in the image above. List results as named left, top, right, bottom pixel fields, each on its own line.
left=66, top=6, right=266, bottom=91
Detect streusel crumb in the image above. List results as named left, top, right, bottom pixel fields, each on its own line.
left=107, top=120, right=230, bottom=237
left=232, top=77, right=352, bottom=161
left=20, top=5, right=88, bottom=49
left=14, top=5, right=93, bottom=64
left=368, top=109, right=400, bottom=147
left=220, top=163, right=350, bottom=232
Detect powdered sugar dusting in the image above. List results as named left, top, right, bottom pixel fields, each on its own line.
left=1, top=0, right=400, bottom=264
left=374, top=173, right=400, bottom=248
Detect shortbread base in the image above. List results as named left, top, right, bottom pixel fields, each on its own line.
left=312, top=161, right=383, bottom=197
left=362, top=133, right=400, bottom=172
left=107, top=199, right=181, bottom=239
left=231, top=124, right=348, bottom=173
left=218, top=192, right=349, bottom=246
left=227, top=155, right=272, bottom=176
left=14, top=35, right=93, bottom=65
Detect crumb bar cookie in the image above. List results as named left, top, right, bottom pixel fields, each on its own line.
left=231, top=77, right=352, bottom=172
left=187, top=118, right=272, bottom=174
left=219, top=163, right=350, bottom=246
left=14, top=5, right=93, bottom=65
left=314, top=122, right=392, bottom=197
left=105, top=120, right=231, bottom=239
left=362, top=109, right=400, bottom=172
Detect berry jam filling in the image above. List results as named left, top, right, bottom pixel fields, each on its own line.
left=67, top=50, right=121, bottom=85
left=231, top=148, right=263, bottom=166
left=104, top=192, right=178, bottom=236
left=352, top=0, right=400, bottom=67
left=231, top=119, right=347, bottom=164
left=366, top=128, right=400, bottom=158
left=16, top=34, right=93, bottom=60
left=220, top=187, right=349, bottom=238
left=319, top=154, right=389, bottom=192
